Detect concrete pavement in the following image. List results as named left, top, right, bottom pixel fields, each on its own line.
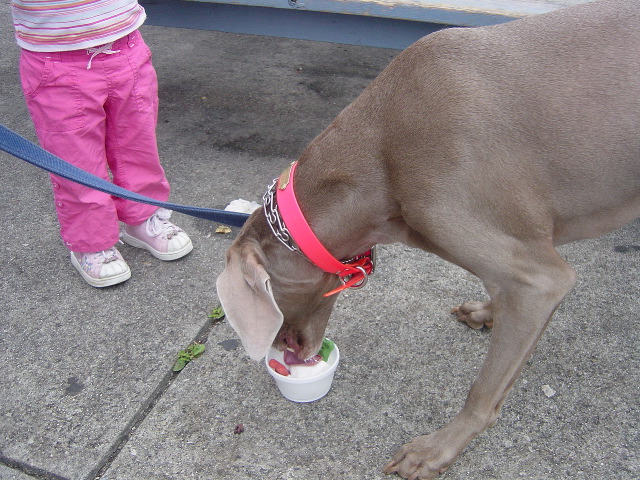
left=1, top=1, right=638, bottom=479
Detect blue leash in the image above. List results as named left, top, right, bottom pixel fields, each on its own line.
left=0, top=124, right=250, bottom=228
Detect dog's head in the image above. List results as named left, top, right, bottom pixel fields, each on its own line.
left=216, top=210, right=341, bottom=361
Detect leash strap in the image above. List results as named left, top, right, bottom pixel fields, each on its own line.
left=0, top=124, right=250, bottom=228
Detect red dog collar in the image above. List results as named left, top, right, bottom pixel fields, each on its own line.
left=263, top=161, right=375, bottom=297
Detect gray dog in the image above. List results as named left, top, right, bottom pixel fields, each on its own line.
left=217, top=1, right=639, bottom=478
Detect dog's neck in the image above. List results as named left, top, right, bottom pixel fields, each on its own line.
left=271, top=100, right=425, bottom=262
left=288, top=157, right=402, bottom=261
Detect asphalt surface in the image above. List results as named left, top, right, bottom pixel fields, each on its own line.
left=1, top=1, right=638, bottom=479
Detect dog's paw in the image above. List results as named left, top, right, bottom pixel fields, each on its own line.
left=383, top=433, right=457, bottom=480
left=451, top=300, right=493, bottom=329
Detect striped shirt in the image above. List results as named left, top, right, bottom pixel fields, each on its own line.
left=11, top=0, right=146, bottom=52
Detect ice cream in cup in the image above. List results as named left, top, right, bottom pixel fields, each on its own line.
left=265, top=338, right=340, bottom=403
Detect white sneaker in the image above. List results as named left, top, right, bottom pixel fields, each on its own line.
left=122, top=208, right=193, bottom=261
left=70, top=247, right=131, bottom=288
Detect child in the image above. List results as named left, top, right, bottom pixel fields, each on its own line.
left=11, top=0, right=192, bottom=287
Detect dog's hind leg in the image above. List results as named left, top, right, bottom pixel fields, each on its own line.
left=384, top=241, right=577, bottom=479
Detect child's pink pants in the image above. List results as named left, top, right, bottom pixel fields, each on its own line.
left=19, top=30, right=170, bottom=253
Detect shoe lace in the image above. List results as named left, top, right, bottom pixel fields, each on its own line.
left=146, top=208, right=180, bottom=239
left=98, top=248, right=119, bottom=264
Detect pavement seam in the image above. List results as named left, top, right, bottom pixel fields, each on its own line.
left=86, top=317, right=217, bottom=480
left=0, top=454, right=70, bottom=480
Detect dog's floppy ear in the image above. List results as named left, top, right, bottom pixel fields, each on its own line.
left=216, top=247, right=283, bottom=361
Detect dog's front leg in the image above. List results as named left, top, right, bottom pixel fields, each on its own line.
left=384, top=248, right=577, bottom=479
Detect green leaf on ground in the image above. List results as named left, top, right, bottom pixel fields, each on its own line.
left=173, top=342, right=206, bottom=372
left=208, top=305, right=225, bottom=321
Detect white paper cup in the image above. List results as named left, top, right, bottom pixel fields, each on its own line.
left=265, top=341, right=340, bottom=403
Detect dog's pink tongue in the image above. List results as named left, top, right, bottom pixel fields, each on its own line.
left=283, top=350, right=322, bottom=366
